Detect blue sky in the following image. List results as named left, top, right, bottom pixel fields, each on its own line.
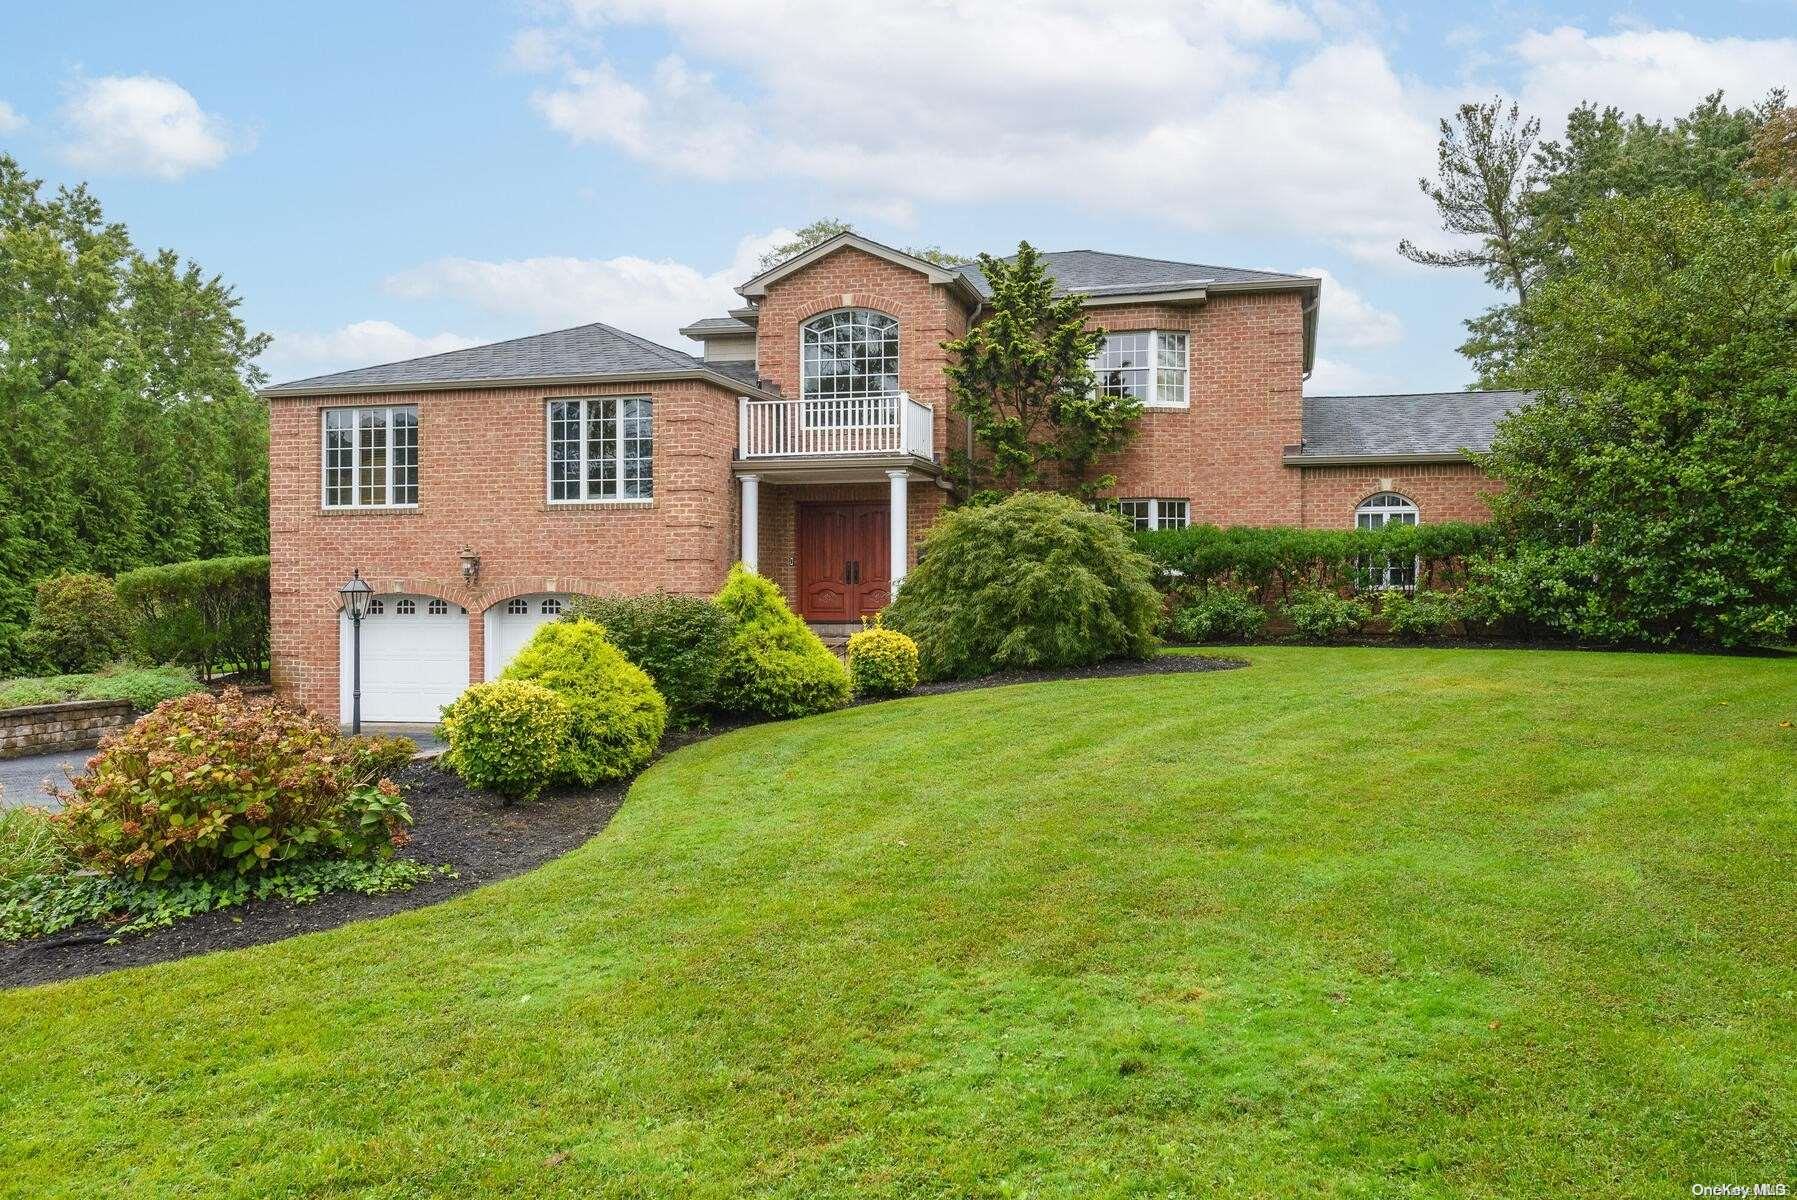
left=3, top=1, right=1793, bottom=394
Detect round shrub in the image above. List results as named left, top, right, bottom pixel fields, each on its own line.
left=502, top=620, right=667, bottom=785
left=566, top=592, right=735, bottom=728
left=24, top=573, right=130, bottom=674
left=713, top=565, right=851, bottom=719
left=847, top=623, right=920, bottom=698
left=50, top=689, right=411, bottom=882
left=1380, top=589, right=1462, bottom=640
left=1169, top=583, right=1268, bottom=643
left=440, top=680, right=571, bottom=801
left=884, top=491, right=1162, bottom=680
left=1281, top=586, right=1372, bottom=642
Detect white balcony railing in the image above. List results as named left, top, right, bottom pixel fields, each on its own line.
left=738, top=392, right=934, bottom=460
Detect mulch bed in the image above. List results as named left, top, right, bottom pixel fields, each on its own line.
left=1, top=653, right=1244, bottom=990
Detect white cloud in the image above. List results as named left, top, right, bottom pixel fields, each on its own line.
left=261, top=321, right=481, bottom=383
left=0, top=101, right=26, bottom=134
left=1303, top=266, right=1403, bottom=349
left=522, top=2, right=1444, bottom=255
left=1304, top=355, right=1406, bottom=396
left=1515, top=26, right=1797, bottom=125
left=383, top=229, right=789, bottom=351
left=59, top=75, right=244, bottom=180
left=508, top=27, right=572, bottom=73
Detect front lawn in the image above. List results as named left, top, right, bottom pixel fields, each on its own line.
left=2, top=647, right=1793, bottom=1196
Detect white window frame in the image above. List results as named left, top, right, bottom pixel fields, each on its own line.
left=320, top=405, right=419, bottom=510
left=1117, top=498, right=1190, bottom=531
left=1091, top=330, right=1189, bottom=409
left=1354, top=491, right=1420, bottom=590
left=545, top=396, right=654, bottom=504
left=799, top=308, right=901, bottom=430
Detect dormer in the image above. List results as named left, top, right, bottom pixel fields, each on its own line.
left=679, top=308, right=759, bottom=364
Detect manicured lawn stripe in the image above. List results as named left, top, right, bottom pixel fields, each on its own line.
left=1, top=647, right=1792, bottom=1197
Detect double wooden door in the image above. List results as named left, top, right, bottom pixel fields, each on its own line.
left=797, top=502, right=890, bottom=621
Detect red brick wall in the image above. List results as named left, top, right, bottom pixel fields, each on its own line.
left=1297, top=462, right=1498, bottom=527
left=268, top=377, right=740, bottom=719
left=755, top=246, right=971, bottom=462
left=1088, top=292, right=1308, bottom=525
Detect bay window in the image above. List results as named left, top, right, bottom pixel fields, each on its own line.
left=548, top=396, right=653, bottom=502
left=322, top=405, right=418, bottom=508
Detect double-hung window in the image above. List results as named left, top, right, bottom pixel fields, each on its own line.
left=1117, top=498, right=1190, bottom=531
left=548, top=396, right=653, bottom=502
left=322, top=406, right=418, bottom=508
left=1092, top=331, right=1188, bottom=407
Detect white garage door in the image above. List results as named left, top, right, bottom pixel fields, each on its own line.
left=339, top=595, right=469, bottom=723
left=484, top=594, right=570, bottom=679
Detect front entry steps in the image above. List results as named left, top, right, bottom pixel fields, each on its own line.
left=807, top=622, right=861, bottom=656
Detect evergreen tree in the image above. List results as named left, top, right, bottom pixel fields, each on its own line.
left=943, top=242, right=1139, bottom=498
left=0, top=155, right=269, bottom=672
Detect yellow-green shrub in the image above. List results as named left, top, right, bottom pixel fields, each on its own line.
left=502, top=620, right=667, bottom=785
left=847, top=624, right=919, bottom=698
left=440, top=681, right=571, bottom=801
left=713, top=565, right=850, bottom=718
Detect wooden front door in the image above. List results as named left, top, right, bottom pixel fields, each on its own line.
left=796, top=502, right=890, bottom=621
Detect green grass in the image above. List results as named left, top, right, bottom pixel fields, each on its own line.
left=0, top=807, right=69, bottom=886
left=2, top=647, right=1794, bottom=1197
left=0, top=663, right=201, bottom=712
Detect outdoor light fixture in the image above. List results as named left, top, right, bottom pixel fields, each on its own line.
left=338, top=569, right=374, bottom=735
left=459, top=546, right=480, bottom=583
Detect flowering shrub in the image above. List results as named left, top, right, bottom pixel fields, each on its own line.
left=502, top=620, right=667, bottom=785
left=440, top=680, right=572, bottom=801
left=713, top=565, right=850, bottom=718
left=50, top=689, right=412, bottom=882
left=847, top=623, right=919, bottom=698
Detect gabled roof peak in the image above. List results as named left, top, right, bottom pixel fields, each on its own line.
left=735, top=231, right=977, bottom=300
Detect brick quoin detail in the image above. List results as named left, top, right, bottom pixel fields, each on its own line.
left=268, top=242, right=1499, bottom=719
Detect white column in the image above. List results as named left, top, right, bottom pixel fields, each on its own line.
left=886, top=469, right=909, bottom=600
left=739, top=473, right=760, bottom=573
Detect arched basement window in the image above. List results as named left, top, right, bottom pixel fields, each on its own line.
left=1355, top=492, right=1419, bottom=589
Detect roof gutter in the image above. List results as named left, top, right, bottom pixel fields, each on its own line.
left=1282, top=450, right=1478, bottom=467
left=260, top=367, right=783, bottom=402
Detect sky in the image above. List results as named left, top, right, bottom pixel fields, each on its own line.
left=2, top=1, right=1794, bottom=396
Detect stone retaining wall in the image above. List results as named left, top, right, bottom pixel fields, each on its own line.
left=0, top=700, right=136, bottom=760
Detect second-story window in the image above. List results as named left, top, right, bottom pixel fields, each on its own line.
left=1092, top=331, right=1188, bottom=408
left=548, top=397, right=653, bottom=502
left=802, top=309, right=899, bottom=428
left=322, top=405, right=418, bottom=508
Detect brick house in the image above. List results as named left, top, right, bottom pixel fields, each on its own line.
left=262, top=232, right=1521, bottom=722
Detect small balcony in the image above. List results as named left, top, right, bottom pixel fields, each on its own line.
left=738, top=392, right=934, bottom=461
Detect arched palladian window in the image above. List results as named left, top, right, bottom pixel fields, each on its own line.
left=801, top=309, right=899, bottom=428
left=1355, top=492, right=1419, bottom=589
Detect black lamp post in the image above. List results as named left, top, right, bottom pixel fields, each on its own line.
left=338, top=569, right=374, bottom=734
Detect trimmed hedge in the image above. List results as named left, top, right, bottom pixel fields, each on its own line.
left=1134, top=522, right=1494, bottom=599
left=440, top=680, right=572, bottom=802
left=713, top=565, right=851, bottom=719
left=847, top=624, right=920, bottom=698
left=22, top=573, right=131, bottom=674
left=115, top=555, right=270, bottom=679
left=501, top=620, right=667, bottom=786
left=565, top=592, right=735, bottom=728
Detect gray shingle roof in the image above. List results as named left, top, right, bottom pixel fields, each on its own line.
left=263, top=321, right=712, bottom=394
left=957, top=250, right=1315, bottom=298
left=1298, top=391, right=1530, bottom=458
left=679, top=315, right=755, bottom=337
left=705, top=360, right=762, bottom=388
